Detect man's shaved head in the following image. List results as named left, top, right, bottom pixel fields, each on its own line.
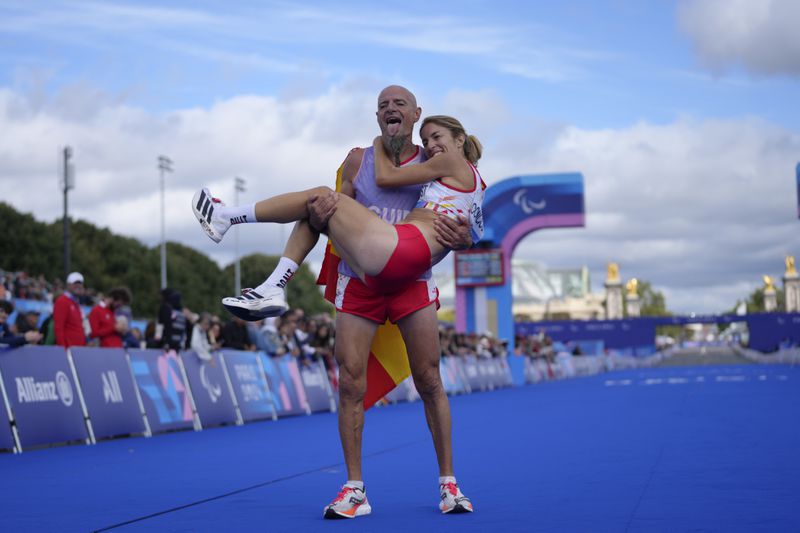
left=376, top=85, right=422, bottom=164
left=377, top=85, right=417, bottom=108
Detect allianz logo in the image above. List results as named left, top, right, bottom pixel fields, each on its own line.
left=16, top=371, right=74, bottom=407
left=102, top=371, right=123, bottom=404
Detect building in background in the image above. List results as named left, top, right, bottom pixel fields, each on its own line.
left=435, top=259, right=605, bottom=322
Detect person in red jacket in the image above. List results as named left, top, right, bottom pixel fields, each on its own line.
left=53, top=272, right=87, bottom=348
left=89, top=287, right=132, bottom=348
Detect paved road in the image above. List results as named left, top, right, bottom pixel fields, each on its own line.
left=659, top=345, right=754, bottom=366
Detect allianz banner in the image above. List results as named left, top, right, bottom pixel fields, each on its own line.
left=69, top=347, right=145, bottom=440
left=180, top=351, right=239, bottom=428
left=222, top=350, right=275, bottom=422
left=260, top=354, right=308, bottom=417
left=129, top=349, right=195, bottom=433
left=0, top=346, right=88, bottom=448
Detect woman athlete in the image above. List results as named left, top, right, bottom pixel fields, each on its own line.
left=191, top=115, right=485, bottom=306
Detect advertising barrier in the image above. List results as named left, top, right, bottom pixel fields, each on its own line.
left=299, top=360, right=334, bottom=413
left=222, top=350, right=276, bottom=422
left=129, top=349, right=196, bottom=433
left=260, top=354, right=308, bottom=417
left=0, top=357, right=16, bottom=450
left=461, top=356, right=485, bottom=392
left=69, top=347, right=146, bottom=441
left=180, top=351, right=240, bottom=428
left=0, top=346, right=88, bottom=449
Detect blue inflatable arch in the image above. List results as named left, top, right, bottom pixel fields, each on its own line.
left=455, top=173, right=585, bottom=349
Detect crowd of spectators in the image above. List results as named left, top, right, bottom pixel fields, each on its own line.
left=1, top=268, right=509, bottom=373
left=514, top=331, right=558, bottom=361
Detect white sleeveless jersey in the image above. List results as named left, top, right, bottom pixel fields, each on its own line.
left=415, top=162, right=486, bottom=243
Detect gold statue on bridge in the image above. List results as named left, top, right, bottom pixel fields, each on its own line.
left=607, top=262, right=620, bottom=282
left=626, top=278, right=638, bottom=297
left=763, top=275, right=776, bottom=292
left=786, top=255, right=797, bottom=276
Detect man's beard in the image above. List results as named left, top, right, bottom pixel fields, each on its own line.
left=384, top=134, right=409, bottom=166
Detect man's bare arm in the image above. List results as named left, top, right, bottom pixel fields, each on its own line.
left=433, top=214, right=472, bottom=250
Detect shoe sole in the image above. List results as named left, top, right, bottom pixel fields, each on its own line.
left=222, top=301, right=288, bottom=321
left=323, top=503, right=372, bottom=519
left=442, top=503, right=473, bottom=514
left=192, top=189, right=223, bottom=243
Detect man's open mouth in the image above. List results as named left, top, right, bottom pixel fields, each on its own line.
left=386, top=116, right=402, bottom=136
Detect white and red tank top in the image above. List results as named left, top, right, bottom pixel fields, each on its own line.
left=415, top=162, right=486, bottom=244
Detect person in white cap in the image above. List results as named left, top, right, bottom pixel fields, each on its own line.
left=54, top=272, right=87, bottom=347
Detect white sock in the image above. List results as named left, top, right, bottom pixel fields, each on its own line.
left=345, top=480, right=364, bottom=490
left=439, top=476, right=457, bottom=485
left=219, top=203, right=257, bottom=225
left=257, top=257, right=298, bottom=291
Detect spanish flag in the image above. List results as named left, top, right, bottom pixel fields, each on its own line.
left=316, top=159, right=411, bottom=410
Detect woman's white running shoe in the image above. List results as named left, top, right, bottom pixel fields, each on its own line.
left=439, top=481, right=473, bottom=514
left=323, top=484, right=372, bottom=519
left=221, top=287, right=288, bottom=321
left=192, top=188, right=230, bottom=243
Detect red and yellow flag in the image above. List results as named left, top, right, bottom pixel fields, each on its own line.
left=316, top=160, right=411, bottom=409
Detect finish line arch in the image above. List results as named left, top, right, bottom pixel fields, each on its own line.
left=455, top=173, right=585, bottom=349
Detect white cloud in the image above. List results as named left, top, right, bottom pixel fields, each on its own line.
left=1, top=85, right=798, bottom=314
left=678, top=0, right=800, bottom=76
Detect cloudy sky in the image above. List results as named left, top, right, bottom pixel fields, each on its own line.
left=1, top=0, right=798, bottom=314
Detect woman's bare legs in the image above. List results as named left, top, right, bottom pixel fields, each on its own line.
left=252, top=186, right=397, bottom=277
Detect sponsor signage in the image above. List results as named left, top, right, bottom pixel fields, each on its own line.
left=222, top=350, right=275, bottom=422
left=461, top=356, right=486, bottom=392
left=0, top=366, right=14, bottom=449
left=69, top=347, right=145, bottom=440
left=300, top=360, right=333, bottom=413
left=180, top=351, right=239, bottom=428
left=128, top=349, right=195, bottom=433
left=0, top=346, right=88, bottom=448
left=261, top=354, right=307, bottom=416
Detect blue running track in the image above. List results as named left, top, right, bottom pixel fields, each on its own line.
left=3, top=364, right=799, bottom=532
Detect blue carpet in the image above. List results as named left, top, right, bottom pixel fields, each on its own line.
left=2, top=365, right=799, bottom=532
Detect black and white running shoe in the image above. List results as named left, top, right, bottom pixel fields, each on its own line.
left=222, top=287, right=289, bottom=321
left=192, top=188, right=230, bottom=243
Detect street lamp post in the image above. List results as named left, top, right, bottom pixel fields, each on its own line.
left=158, top=155, right=174, bottom=289
left=62, top=146, right=74, bottom=281
left=234, top=176, right=246, bottom=295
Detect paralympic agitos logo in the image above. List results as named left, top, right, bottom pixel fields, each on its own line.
left=513, top=189, right=546, bottom=214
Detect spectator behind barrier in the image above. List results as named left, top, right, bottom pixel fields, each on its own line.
left=156, top=288, right=187, bottom=351
left=54, top=272, right=88, bottom=348
left=89, top=287, right=132, bottom=348
left=0, top=299, right=42, bottom=347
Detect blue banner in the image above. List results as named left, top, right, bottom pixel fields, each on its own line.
left=128, top=349, right=194, bottom=433
left=0, top=360, right=14, bottom=449
left=222, top=351, right=275, bottom=422
left=180, top=351, right=239, bottom=428
left=299, top=361, right=333, bottom=413
left=0, top=346, right=88, bottom=449
left=461, top=356, right=485, bottom=392
left=260, top=354, right=307, bottom=417
left=516, top=319, right=656, bottom=355
left=69, top=347, right=145, bottom=440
